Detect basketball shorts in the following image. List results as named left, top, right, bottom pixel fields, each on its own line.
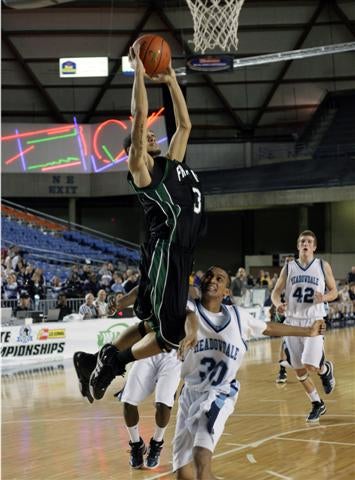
left=119, top=351, right=181, bottom=407
left=283, top=317, right=325, bottom=369
left=134, top=238, right=194, bottom=348
left=172, top=386, right=237, bottom=472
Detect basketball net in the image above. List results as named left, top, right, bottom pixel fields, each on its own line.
left=185, top=0, right=245, bottom=53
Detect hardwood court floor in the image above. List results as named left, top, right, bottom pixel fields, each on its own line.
left=2, top=328, right=355, bottom=480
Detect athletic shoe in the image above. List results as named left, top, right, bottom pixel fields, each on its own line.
left=89, top=343, right=125, bottom=400
left=73, top=351, right=96, bottom=404
left=276, top=366, right=287, bottom=384
left=306, top=400, right=327, bottom=423
left=145, top=438, right=164, bottom=469
left=319, top=360, right=336, bottom=394
left=129, top=438, right=146, bottom=469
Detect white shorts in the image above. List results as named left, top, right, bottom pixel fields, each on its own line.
left=172, top=386, right=237, bottom=471
left=119, top=351, right=181, bottom=407
left=284, top=317, right=325, bottom=369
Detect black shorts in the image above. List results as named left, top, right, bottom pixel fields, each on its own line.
left=134, top=237, right=194, bottom=348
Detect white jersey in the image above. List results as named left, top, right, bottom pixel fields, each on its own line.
left=285, top=258, right=327, bottom=320
left=182, top=300, right=267, bottom=393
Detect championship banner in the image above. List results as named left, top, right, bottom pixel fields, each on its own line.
left=1, top=317, right=139, bottom=367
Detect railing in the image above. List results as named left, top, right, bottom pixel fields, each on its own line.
left=1, top=298, right=84, bottom=315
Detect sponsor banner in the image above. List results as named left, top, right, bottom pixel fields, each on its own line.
left=1, top=317, right=138, bottom=367
left=59, top=57, right=108, bottom=78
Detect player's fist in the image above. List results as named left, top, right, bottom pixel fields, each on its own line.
left=310, top=319, right=326, bottom=336
left=313, top=291, right=324, bottom=304
left=276, top=303, right=287, bottom=315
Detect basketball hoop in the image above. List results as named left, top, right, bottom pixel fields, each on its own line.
left=185, top=0, right=245, bottom=53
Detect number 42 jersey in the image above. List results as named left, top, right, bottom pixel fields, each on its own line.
left=285, top=258, right=327, bottom=320
left=182, top=300, right=267, bottom=392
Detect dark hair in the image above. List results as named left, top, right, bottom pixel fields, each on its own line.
left=123, top=134, right=132, bottom=153
left=204, top=265, right=231, bottom=288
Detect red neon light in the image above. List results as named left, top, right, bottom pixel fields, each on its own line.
left=5, top=145, right=35, bottom=164
left=41, top=161, right=81, bottom=172
left=46, top=126, right=73, bottom=135
left=1, top=125, right=74, bottom=141
left=93, top=119, right=128, bottom=161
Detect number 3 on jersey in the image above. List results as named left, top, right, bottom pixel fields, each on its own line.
left=293, top=286, right=315, bottom=303
left=192, top=187, right=202, bottom=214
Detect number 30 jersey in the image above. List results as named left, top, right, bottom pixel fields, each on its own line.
left=285, top=258, right=327, bottom=320
left=182, top=300, right=267, bottom=392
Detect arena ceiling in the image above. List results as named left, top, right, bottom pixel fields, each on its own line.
left=2, top=0, right=355, bottom=142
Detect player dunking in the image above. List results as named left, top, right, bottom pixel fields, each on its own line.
left=271, top=230, right=337, bottom=422
left=174, top=266, right=326, bottom=480
left=74, top=42, right=205, bottom=402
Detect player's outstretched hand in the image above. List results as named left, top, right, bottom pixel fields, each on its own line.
left=310, top=319, right=326, bottom=336
left=146, top=60, right=175, bottom=84
left=178, top=332, right=197, bottom=361
left=128, top=44, right=145, bottom=73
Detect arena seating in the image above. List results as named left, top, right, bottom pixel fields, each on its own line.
left=1, top=203, right=140, bottom=280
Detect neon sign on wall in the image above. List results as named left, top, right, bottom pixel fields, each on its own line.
left=1, top=108, right=167, bottom=174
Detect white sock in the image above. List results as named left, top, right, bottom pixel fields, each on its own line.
left=126, top=424, right=140, bottom=443
left=153, top=426, right=166, bottom=442
left=307, top=389, right=321, bottom=403
left=319, top=364, right=328, bottom=375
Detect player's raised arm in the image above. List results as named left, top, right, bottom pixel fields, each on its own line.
left=128, top=45, right=151, bottom=187
left=148, top=63, right=191, bottom=162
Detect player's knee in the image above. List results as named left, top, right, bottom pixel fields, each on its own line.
left=155, top=402, right=171, bottom=412
left=123, top=402, right=137, bottom=415
left=193, top=447, right=212, bottom=474
left=296, top=371, right=309, bottom=382
left=304, top=363, right=318, bottom=372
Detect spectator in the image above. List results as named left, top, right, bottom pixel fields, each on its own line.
left=27, top=272, right=46, bottom=300
left=231, top=267, right=247, bottom=305
left=13, top=291, right=32, bottom=316
left=49, top=276, right=63, bottom=300
left=79, top=293, right=98, bottom=319
left=94, top=289, right=108, bottom=318
left=56, top=293, right=72, bottom=321
left=82, top=273, right=98, bottom=296
left=66, top=272, right=82, bottom=298
left=123, top=270, right=139, bottom=294
left=3, top=273, right=19, bottom=301
left=347, top=266, right=355, bottom=284
left=111, top=273, right=124, bottom=294
left=349, top=283, right=355, bottom=302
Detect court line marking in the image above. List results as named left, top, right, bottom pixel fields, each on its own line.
left=265, top=470, right=292, bottom=480
left=3, top=413, right=355, bottom=425
left=276, top=437, right=355, bottom=447
left=143, top=423, right=355, bottom=480
left=247, top=453, right=257, bottom=463
left=226, top=442, right=246, bottom=446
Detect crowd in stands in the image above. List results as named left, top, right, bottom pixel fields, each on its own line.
left=1, top=245, right=139, bottom=320
left=2, top=244, right=354, bottom=323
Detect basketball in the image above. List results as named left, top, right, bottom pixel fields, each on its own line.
left=132, top=34, right=171, bottom=76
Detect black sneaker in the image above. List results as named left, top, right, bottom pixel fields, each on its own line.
left=319, top=360, right=335, bottom=394
left=276, top=366, right=287, bottom=384
left=145, top=438, right=164, bottom=469
left=306, top=400, right=327, bottom=423
left=73, top=351, right=96, bottom=404
left=89, top=344, right=125, bottom=400
left=129, top=438, right=146, bottom=469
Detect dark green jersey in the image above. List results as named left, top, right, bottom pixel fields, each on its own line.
left=128, top=156, right=205, bottom=250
